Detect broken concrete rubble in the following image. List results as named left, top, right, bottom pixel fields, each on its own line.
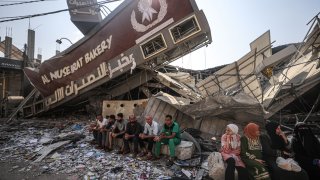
left=155, top=71, right=202, bottom=102
left=33, top=140, right=71, bottom=163
left=140, top=91, right=264, bottom=139
left=1, top=118, right=215, bottom=179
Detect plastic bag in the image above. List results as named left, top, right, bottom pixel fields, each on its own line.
left=208, top=152, right=225, bottom=180
left=276, top=157, right=301, bottom=172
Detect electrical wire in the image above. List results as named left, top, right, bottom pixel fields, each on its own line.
left=0, top=0, right=121, bottom=23
left=0, top=0, right=35, bottom=3
left=0, top=0, right=49, bottom=7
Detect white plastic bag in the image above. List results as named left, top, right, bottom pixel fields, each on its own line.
left=208, top=152, right=225, bottom=180
left=276, top=157, right=301, bottom=172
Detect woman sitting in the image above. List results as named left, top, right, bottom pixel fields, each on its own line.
left=260, top=121, right=309, bottom=180
left=220, top=124, right=249, bottom=180
left=240, top=123, right=270, bottom=180
left=292, top=122, right=320, bottom=180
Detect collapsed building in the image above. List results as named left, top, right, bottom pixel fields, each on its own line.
left=6, top=0, right=320, bottom=138
left=17, top=0, right=212, bottom=117
left=0, top=30, right=41, bottom=117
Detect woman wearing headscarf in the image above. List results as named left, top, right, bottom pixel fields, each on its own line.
left=260, top=121, right=309, bottom=180
left=292, top=123, right=320, bottom=180
left=240, top=123, right=271, bottom=180
left=220, top=124, right=249, bottom=180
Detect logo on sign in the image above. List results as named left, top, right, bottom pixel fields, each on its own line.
left=131, top=0, right=167, bottom=32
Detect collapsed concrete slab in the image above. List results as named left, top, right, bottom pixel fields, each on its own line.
left=140, top=92, right=263, bottom=137
left=262, top=21, right=320, bottom=118
left=140, top=92, right=194, bottom=127
left=180, top=92, right=265, bottom=131
left=196, top=31, right=272, bottom=104
left=155, top=71, right=202, bottom=102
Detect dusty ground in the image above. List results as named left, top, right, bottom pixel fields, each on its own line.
left=0, top=160, right=76, bottom=180
left=0, top=117, right=171, bottom=180
left=0, top=118, right=83, bottom=180
left=0, top=117, right=211, bottom=180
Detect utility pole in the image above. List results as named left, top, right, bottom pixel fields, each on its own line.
left=2, top=71, right=5, bottom=99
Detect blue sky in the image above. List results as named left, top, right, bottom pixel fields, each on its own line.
left=0, top=0, right=319, bottom=70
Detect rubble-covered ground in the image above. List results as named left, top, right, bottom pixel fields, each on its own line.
left=0, top=117, right=210, bottom=180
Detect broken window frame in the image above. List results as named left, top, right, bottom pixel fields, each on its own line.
left=140, top=33, right=167, bottom=59
left=169, top=15, right=201, bottom=44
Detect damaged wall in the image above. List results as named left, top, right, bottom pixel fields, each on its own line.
left=102, top=99, right=148, bottom=119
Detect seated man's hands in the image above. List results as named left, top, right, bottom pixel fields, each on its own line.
left=160, top=134, right=166, bottom=139
left=154, top=133, right=166, bottom=142
left=125, top=133, right=130, bottom=140
left=154, top=136, right=162, bottom=142
left=139, top=133, right=146, bottom=139
left=90, top=127, right=97, bottom=132
left=255, top=159, right=266, bottom=165
left=111, top=133, right=118, bottom=138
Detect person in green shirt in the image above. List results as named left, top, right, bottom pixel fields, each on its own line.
left=154, top=114, right=181, bottom=164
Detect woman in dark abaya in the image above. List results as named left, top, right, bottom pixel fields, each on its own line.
left=292, top=122, right=320, bottom=180
left=240, top=123, right=271, bottom=180
left=260, top=121, right=309, bottom=180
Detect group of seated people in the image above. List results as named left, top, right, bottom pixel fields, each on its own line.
left=89, top=113, right=181, bottom=164
left=90, top=113, right=320, bottom=180
left=220, top=122, right=320, bottom=180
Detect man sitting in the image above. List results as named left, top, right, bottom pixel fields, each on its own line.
left=154, top=115, right=181, bottom=165
left=107, top=113, right=127, bottom=151
left=101, top=115, right=116, bottom=151
left=90, top=114, right=107, bottom=147
left=139, top=115, right=159, bottom=160
left=122, top=115, right=143, bottom=157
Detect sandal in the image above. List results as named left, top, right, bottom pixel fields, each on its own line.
left=138, top=152, right=146, bottom=157
left=145, top=154, right=153, bottom=161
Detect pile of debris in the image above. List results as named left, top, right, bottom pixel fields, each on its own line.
left=0, top=118, right=217, bottom=180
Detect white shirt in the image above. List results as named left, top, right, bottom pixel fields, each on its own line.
left=143, top=121, right=159, bottom=136
left=97, top=118, right=108, bottom=128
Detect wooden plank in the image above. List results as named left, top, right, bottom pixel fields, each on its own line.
left=7, top=88, right=37, bottom=123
